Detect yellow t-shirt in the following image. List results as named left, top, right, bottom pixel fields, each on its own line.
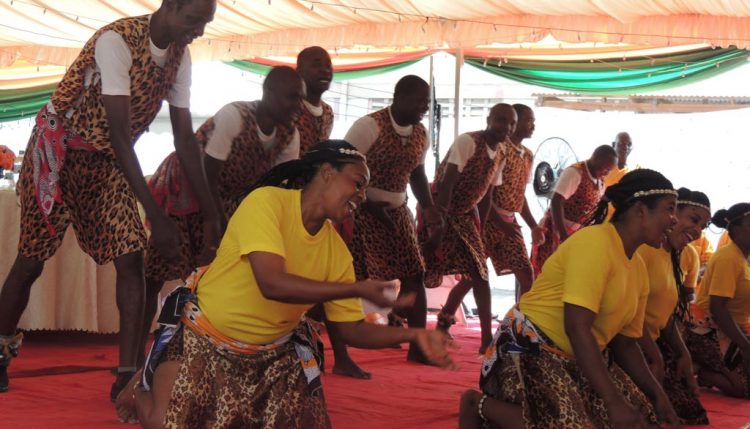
left=680, top=244, right=700, bottom=291
left=637, top=245, right=677, bottom=340
left=718, top=231, right=732, bottom=250
left=690, top=233, right=715, bottom=266
left=603, top=166, right=628, bottom=221
left=695, top=241, right=750, bottom=326
left=520, top=222, right=649, bottom=355
left=197, top=187, right=364, bottom=344
left=603, top=166, right=629, bottom=189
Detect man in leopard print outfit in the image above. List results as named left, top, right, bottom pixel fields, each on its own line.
left=294, top=46, right=334, bottom=155
left=345, top=75, right=444, bottom=366
left=0, top=0, right=221, bottom=401
left=426, top=104, right=515, bottom=353
left=293, top=47, right=368, bottom=379
left=483, top=104, right=543, bottom=301
left=530, top=145, right=617, bottom=276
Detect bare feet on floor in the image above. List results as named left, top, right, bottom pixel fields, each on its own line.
left=115, top=370, right=141, bottom=424
left=407, top=344, right=437, bottom=366
left=332, top=358, right=371, bottom=379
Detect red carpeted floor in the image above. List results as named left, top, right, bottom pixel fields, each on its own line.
left=1, top=320, right=749, bottom=428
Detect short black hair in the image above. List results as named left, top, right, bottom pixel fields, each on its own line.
left=296, top=46, right=329, bottom=69
left=512, top=103, right=533, bottom=118
left=393, top=75, right=429, bottom=97
left=263, top=66, right=301, bottom=92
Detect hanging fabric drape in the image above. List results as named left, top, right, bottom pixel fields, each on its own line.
left=224, top=51, right=429, bottom=80
left=1, top=45, right=748, bottom=122
left=225, top=58, right=423, bottom=80
left=0, top=53, right=429, bottom=122
left=0, top=83, right=55, bottom=122
left=464, top=46, right=749, bottom=94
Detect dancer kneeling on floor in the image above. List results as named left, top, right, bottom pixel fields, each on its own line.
left=118, top=140, right=455, bottom=428
left=459, top=169, right=681, bottom=429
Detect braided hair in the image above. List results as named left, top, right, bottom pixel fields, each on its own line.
left=249, top=139, right=366, bottom=192
left=586, top=168, right=675, bottom=226
left=671, top=187, right=711, bottom=321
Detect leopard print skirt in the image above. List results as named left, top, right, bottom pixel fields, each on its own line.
left=656, top=337, right=708, bottom=424
left=349, top=205, right=425, bottom=281
left=144, top=211, right=205, bottom=282
left=17, top=127, right=146, bottom=264
left=481, top=341, right=658, bottom=428
left=684, top=328, right=750, bottom=398
left=421, top=210, right=488, bottom=289
left=164, top=328, right=330, bottom=429
left=483, top=215, right=532, bottom=276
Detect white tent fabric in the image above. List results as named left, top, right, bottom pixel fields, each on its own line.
left=2, top=0, right=750, bottom=67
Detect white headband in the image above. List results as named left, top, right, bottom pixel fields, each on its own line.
left=631, top=189, right=678, bottom=199
left=676, top=200, right=711, bottom=213
left=338, top=147, right=366, bottom=160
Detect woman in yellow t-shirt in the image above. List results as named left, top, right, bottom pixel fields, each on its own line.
left=636, top=187, right=711, bottom=425
left=459, top=169, right=680, bottom=429
left=690, top=231, right=714, bottom=281
left=685, top=202, right=750, bottom=399
left=124, top=141, right=455, bottom=428
left=718, top=230, right=732, bottom=249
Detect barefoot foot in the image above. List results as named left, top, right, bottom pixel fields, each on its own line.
left=114, top=370, right=141, bottom=424
left=332, top=358, right=371, bottom=379
left=407, top=344, right=437, bottom=366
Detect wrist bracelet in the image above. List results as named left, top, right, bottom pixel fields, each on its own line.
left=478, top=393, right=488, bottom=421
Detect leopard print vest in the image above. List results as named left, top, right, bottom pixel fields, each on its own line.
left=51, top=15, right=184, bottom=154
left=364, top=108, right=427, bottom=193
left=435, top=131, right=503, bottom=215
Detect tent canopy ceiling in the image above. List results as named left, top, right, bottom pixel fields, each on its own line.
left=3, top=0, right=750, bottom=67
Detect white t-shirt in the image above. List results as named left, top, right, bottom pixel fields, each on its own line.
left=446, top=133, right=503, bottom=186
left=302, top=99, right=323, bottom=117
left=94, top=18, right=191, bottom=108
left=202, top=102, right=300, bottom=164
left=553, top=162, right=600, bottom=200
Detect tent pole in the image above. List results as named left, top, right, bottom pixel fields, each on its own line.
left=454, top=47, right=463, bottom=139
left=428, top=54, right=437, bottom=172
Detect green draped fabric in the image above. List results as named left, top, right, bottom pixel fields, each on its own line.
left=224, top=58, right=423, bottom=81
left=1, top=47, right=748, bottom=122
left=464, top=47, right=749, bottom=94
left=0, top=83, right=55, bottom=122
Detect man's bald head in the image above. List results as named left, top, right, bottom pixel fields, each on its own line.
left=262, top=66, right=303, bottom=125
left=612, top=131, right=632, bottom=168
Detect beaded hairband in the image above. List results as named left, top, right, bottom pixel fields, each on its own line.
left=337, top=147, right=366, bottom=160
left=676, top=200, right=711, bottom=212
left=726, top=210, right=750, bottom=226
left=308, top=147, right=366, bottom=161
left=631, top=189, right=677, bottom=199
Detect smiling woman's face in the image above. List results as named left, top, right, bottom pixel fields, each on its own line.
left=668, top=205, right=710, bottom=250
left=319, top=160, right=370, bottom=224
left=640, top=196, right=677, bottom=249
